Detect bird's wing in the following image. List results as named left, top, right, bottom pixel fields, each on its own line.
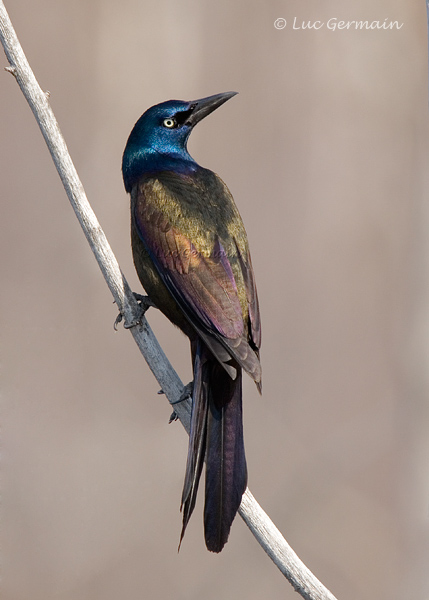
left=132, top=179, right=261, bottom=382
left=236, top=245, right=261, bottom=351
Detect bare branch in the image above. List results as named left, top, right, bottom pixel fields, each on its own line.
left=0, top=3, right=338, bottom=599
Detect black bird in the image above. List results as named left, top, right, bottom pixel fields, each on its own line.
left=122, top=92, right=261, bottom=552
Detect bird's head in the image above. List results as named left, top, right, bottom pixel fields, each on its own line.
left=122, top=91, right=237, bottom=192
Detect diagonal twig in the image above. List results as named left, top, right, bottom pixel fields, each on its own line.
left=0, top=3, right=338, bottom=599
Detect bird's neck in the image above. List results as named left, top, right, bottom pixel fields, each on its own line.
left=123, top=147, right=198, bottom=192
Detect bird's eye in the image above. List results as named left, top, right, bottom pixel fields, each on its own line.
left=163, top=118, right=177, bottom=128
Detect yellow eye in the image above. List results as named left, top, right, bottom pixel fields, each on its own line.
left=163, top=118, right=176, bottom=128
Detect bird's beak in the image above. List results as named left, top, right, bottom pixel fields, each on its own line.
left=185, top=91, right=237, bottom=127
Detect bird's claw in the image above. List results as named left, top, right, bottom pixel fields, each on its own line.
left=168, top=381, right=193, bottom=424
left=169, top=411, right=179, bottom=423
left=113, top=293, right=156, bottom=330
left=134, top=293, right=157, bottom=310
left=171, top=381, right=193, bottom=405
left=170, top=381, right=194, bottom=404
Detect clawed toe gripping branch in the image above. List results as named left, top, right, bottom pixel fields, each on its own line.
left=114, top=292, right=156, bottom=330
left=0, top=3, right=338, bottom=599
left=169, top=381, right=194, bottom=422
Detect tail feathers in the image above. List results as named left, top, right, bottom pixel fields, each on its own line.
left=204, top=364, right=247, bottom=552
left=179, top=341, right=247, bottom=553
left=180, top=341, right=209, bottom=548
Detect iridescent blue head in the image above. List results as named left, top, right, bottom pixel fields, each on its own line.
left=122, top=91, right=237, bottom=192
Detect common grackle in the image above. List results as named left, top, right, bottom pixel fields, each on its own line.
left=122, top=92, right=261, bottom=552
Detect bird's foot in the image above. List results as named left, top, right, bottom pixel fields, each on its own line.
left=169, top=381, right=193, bottom=423
left=133, top=293, right=156, bottom=310
left=172, top=381, right=193, bottom=404
left=114, top=293, right=156, bottom=330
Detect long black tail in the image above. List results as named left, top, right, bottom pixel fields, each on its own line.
left=180, top=339, right=247, bottom=552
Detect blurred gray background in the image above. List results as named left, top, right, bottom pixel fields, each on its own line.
left=1, top=1, right=428, bottom=599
